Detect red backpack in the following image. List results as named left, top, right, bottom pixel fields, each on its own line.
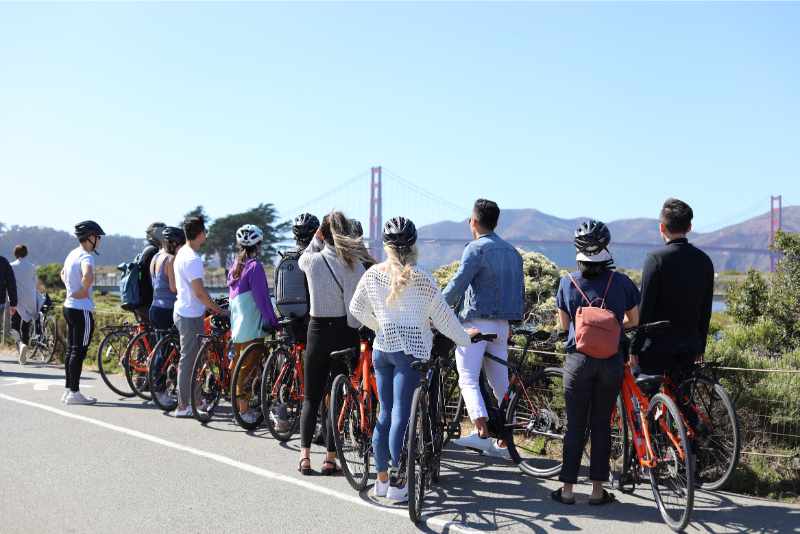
left=567, top=272, right=621, bottom=359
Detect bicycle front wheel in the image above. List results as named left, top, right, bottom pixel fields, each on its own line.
left=647, top=393, right=694, bottom=532
left=124, top=331, right=156, bottom=401
left=231, top=343, right=266, bottom=430
left=190, top=339, right=224, bottom=423
left=96, top=328, right=135, bottom=397
left=406, top=383, right=429, bottom=523
left=682, top=376, right=740, bottom=491
left=511, top=368, right=567, bottom=478
left=261, top=348, right=301, bottom=441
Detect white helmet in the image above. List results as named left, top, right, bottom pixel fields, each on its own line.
left=236, top=224, right=264, bottom=247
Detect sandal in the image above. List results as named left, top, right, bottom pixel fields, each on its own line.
left=550, top=488, right=575, bottom=505
left=298, top=458, right=313, bottom=476
left=321, top=460, right=342, bottom=476
left=589, top=490, right=616, bottom=506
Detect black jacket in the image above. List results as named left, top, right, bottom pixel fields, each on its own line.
left=638, top=238, right=714, bottom=358
left=137, top=245, right=159, bottom=309
left=0, top=255, right=18, bottom=307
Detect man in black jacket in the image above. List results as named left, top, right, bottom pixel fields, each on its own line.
left=1, top=254, right=18, bottom=373
left=133, top=222, right=165, bottom=325
left=632, top=198, right=715, bottom=375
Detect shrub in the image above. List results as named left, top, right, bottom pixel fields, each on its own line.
left=726, top=269, right=769, bottom=326
left=37, top=263, right=65, bottom=290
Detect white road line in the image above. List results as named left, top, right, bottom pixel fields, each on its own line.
left=0, top=392, right=477, bottom=534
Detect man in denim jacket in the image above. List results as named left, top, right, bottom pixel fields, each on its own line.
left=443, top=199, right=524, bottom=458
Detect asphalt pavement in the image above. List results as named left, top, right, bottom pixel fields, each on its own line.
left=1, top=353, right=798, bottom=534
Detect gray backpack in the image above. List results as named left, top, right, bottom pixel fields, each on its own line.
left=274, top=250, right=310, bottom=319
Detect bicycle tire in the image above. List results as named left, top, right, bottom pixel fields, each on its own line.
left=148, top=334, right=180, bottom=412
left=124, top=330, right=155, bottom=401
left=406, top=383, right=428, bottom=523
left=41, top=315, right=58, bottom=364
left=609, top=396, right=631, bottom=490
left=261, top=348, right=301, bottom=441
left=190, top=339, right=224, bottom=423
left=231, top=342, right=266, bottom=430
left=330, top=373, right=371, bottom=491
left=440, top=357, right=464, bottom=446
left=512, top=367, right=567, bottom=478
left=647, top=392, right=694, bottom=532
left=682, top=376, right=741, bottom=491
left=96, top=328, right=135, bottom=398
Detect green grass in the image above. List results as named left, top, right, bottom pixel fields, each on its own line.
left=726, top=455, right=800, bottom=503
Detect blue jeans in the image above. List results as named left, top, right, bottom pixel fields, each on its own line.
left=372, top=349, right=421, bottom=473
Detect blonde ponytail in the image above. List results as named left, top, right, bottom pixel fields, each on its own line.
left=385, top=245, right=418, bottom=304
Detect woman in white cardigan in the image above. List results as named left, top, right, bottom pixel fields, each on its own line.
left=350, top=217, right=477, bottom=503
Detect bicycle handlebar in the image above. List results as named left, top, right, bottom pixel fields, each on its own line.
left=624, top=320, right=671, bottom=334
left=471, top=333, right=497, bottom=343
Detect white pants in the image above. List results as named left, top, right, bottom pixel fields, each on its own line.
left=456, top=319, right=510, bottom=421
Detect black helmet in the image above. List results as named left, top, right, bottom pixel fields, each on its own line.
left=146, top=222, right=167, bottom=247
left=161, top=226, right=186, bottom=245
left=349, top=219, right=364, bottom=238
left=574, top=219, right=611, bottom=255
left=293, top=213, right=320, bottom=242
left=74, top=220, right=106, bottom=240
left=383, top=217, right=417, bottom=250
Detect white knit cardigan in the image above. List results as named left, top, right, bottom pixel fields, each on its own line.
left=349, top=266, right=471, bottom=361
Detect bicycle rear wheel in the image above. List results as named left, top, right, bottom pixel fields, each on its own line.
left=124, top=331, right=155, bottom=401
left=511, top=368, right=567, bottom=478
left=406, top=384, right=429, bottom=523
left=647, top=393, right=694, bottom=532
left=190, top=339, right=224, bottom=423
left=609, top=396, right=632, bottom=490
left=148, top=334, right=180, bottom=412
left=330, top=373, right=371, bottom=491
left=261, top=348, right=302, bottom=441
left=682, top=376, right=740, bottom=491
left=97, top=328, right=135, bottom=398
left=231, top=343, right=266, bottom=430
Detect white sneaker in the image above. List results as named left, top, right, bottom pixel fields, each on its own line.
left=386, top=484, right=408, bottom=503
left=452, top=432, right=492, bottom=453
left=65, top=391, right=97, bottom=405
left=155, top=391, right=174, bottom=407
left=18, top=344, right=28, bottom=365
left=486, top=440, right=511, bottom=460
left=61, top=389, right=70, bottom=403
left=373, top=478, right=390, bottom=498
left=241, top=409, right=260, bottom=425
left=173, top=406, right=193, bottom=418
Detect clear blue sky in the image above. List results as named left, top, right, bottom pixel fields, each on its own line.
left=1, top=2, right=798, bottom=238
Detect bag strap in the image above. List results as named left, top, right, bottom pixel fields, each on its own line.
left=566, top=272, right=592, bottom=307
left=600, top=272, right=615, bottom=308
left=321, top=255, right=344, bottom=294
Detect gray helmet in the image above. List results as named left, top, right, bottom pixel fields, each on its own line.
left=574, top=219, right=611, bottom=255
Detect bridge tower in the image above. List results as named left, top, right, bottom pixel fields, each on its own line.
left=770, top=195, right=783, bottom=272
left=369, top=166, right=383, bottom=261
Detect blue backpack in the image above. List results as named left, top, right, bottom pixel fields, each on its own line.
left=118, top=252, right=144, bottom=311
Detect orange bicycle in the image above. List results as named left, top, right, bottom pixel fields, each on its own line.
left=122, top=322, right=157, bottom=401
left=190, top=313, right=232, bottom=423
left=329, top=336, right=376, bottom=491
left=611, top=321, right=694, bottom=532
left=259, top=318, right=306, bottom=440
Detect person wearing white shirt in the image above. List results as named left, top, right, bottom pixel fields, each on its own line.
left=350, top=217, right=478, bottom=502
left=10, top=245, right=37, bottom=364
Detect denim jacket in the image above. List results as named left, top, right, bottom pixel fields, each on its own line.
left=442, top=232, right=525, bottom=322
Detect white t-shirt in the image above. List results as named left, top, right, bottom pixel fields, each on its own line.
left=63, top=247, right=95, bottom=311
left=173, top=245, right=206, bottom=318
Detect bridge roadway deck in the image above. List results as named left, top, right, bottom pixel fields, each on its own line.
left=0, top=353, right=797, bottom=534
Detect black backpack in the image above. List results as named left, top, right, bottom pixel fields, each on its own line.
left=274, top=250, right=310, bottom=319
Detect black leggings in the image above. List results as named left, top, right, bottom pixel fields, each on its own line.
left=299, top=317, right=359, bottom=451
left=63, top=307, right=95, bottom=392
left=11, top=313, right=31, bottom=345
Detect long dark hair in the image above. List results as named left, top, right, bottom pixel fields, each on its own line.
left=231, top=244, right=260, bottom=281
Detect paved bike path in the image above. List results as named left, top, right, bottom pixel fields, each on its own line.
left=0, top=354, right=797, bottom=534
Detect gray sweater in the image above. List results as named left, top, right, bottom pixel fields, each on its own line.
left=298, top=236, right=365, bottom=329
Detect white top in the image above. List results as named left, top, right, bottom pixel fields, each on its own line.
left=11, top=258, right=37, bottom=321
left=173, top=245, right=206, bottom=318
left=349, top=266, right=471, bottom=361
left=63, top=247, right=95, bottom=311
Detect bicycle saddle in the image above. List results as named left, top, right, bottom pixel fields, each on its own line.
left=330, top=348, right=356, bottom=360
left=511, top=325, right=551, bottom=342
left=635, top=374, right=664, bottom=394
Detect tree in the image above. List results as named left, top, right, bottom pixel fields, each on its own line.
left=182, top=205, right=210, bottom=225
left=765, top=231, right=800, bottom=347
left=726, top=270, right=769, bottom=326
left=206, top=204, right=289, bottom=268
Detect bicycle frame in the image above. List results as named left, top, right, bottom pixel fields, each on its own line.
left=337, top=340, right=377, bottom=437
left=270, top=340, right=305, bottom=403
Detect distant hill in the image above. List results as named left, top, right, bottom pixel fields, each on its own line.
left=0, top=224, right=143, bottom=267
left=2, top=206, right=797, bottom=272
left=416, top=207, right=799, bottom=272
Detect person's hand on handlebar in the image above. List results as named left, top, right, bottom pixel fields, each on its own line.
left=465, top=327, right=480, bottom=338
